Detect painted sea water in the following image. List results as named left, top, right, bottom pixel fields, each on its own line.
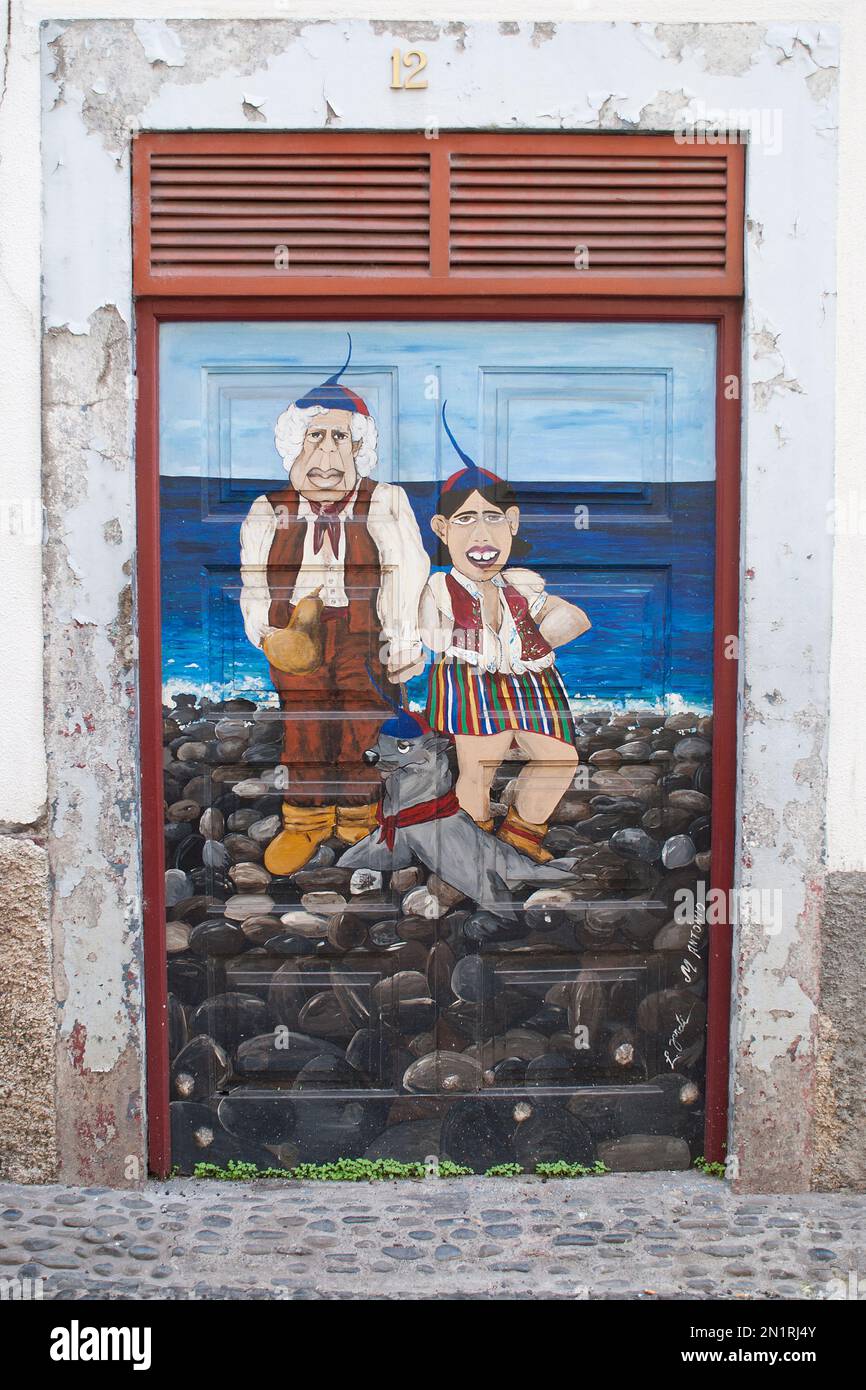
left=160, top=475, right=715, bottom=711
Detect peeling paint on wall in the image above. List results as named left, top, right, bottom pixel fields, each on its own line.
left=653, top=22, right=765, bottom=77
left=42, top=306, right=144, bottom=1183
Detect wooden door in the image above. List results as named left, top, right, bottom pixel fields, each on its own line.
left=159, top=318, right=717, bottom=1173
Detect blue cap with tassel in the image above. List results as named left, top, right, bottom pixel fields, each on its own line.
left=440, top=400, right=501, bottom=494
left=294, top=333, right=370, bottom=415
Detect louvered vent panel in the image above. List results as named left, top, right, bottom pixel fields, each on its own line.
left=448, top=152, right=730, bottom=275
left=148, top=150, right=431, bottom=275
left=134, top=134, right=742, bottom=295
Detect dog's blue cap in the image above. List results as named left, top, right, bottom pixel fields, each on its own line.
left=381, top=708, right=428, bottom=740
left=365, top=658, right=430, bottom=739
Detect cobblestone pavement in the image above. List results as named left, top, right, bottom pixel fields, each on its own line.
left=0, top=1173, right=863, bottom=1300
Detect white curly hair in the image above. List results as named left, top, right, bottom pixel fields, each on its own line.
left=274, top=403, right=378, bottom=477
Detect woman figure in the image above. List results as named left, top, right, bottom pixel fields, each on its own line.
left=420, top=405, right=591, bottom=863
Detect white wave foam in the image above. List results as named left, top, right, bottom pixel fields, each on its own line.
left=162, top=674, right=279, bottom=708
left=163, top=675, right=711, bottom=719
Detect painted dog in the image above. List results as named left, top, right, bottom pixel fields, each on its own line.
left=336, top=722, right=579, bottom=917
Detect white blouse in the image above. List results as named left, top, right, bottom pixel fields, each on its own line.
left=239, top=480, right=430, bottom=670
left=420, top=567, right=553, bottom=676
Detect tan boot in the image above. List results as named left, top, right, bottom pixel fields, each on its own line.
left=335, top=802, right=379, bottom=846
left=263, top=804, right=336, bottom=875
left=496, top=806, right=553, bottom=863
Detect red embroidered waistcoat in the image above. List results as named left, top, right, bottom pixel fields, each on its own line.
left=265, top=479, right=380, bottom=635
left=445, top=571, right=552, bottom=663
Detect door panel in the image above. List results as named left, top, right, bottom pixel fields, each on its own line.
left=160, top=320, right=715, bottom=1174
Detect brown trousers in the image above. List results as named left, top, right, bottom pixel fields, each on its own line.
left=268, top=611, right=393, bottom=807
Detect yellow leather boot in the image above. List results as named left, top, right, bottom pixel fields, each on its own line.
left=496, top=806, right=553, bottom=863
left=335, top=802, right=379, bottom=846
left=263, top=803, right=336, bottom=875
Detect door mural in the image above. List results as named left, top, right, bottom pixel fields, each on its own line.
left=160, top=321, right=716, bottom=1173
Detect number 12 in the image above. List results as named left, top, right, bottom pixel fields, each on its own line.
left=390, top=48, right=428, bottom=90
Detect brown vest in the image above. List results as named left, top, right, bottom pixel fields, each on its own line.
left=265, top=478, right=380, bottom=634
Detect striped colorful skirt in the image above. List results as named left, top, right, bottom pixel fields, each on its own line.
left=426, top=659, right=577, bottom=744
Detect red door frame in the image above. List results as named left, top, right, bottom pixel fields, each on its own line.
left=137, top=295, right=741, bottom=1177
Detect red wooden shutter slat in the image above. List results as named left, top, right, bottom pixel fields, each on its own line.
left=451, top=234, right=726, bottom=250
left=450, top=249, right=726, bottom=266
left=152, top=234, right=429, bottom=251
left=450, top=188, right=727, bottom=206
left=152, top=172, right=430, bottom=189
left=154, top=215, right=430, bottom=229
left=151, top=155, right=426, bottom=170
left=150, top=249, right=430, bottom=264
left=151, top=202, right=428, bottom=220
left=452, top=173, right=727, bottom=190
left=451, top=218, right=727, bottom=233
left=153, top=189, right=430, bottom=205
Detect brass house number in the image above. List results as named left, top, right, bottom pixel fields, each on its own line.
left=390, top=48, right=428, bottom=90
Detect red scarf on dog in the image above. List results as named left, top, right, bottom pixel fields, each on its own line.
left=376, top=790, right=461, bottom=851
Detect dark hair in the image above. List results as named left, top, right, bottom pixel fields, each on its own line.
left=433, top=476, right=531, bottom=564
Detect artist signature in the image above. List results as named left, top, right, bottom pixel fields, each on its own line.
left=664, top=1008, right=694, bottom=1070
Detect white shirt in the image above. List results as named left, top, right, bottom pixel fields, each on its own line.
left=290, top=482, right=358, bottom=609
left=239, top=480, right=430, bottom=669
left=420, top=566, right=553, bottom=676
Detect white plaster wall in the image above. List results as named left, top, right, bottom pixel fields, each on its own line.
left=0, top=6, right=45, bottom=826
left=826, top=3, right=866, bottom=874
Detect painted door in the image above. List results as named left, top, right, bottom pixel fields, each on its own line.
left=160, top=320, right=716, bottom=1174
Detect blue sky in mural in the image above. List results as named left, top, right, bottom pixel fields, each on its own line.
left=159, top=321, right=716, bottom=709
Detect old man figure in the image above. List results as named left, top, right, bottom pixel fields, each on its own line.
left=239, top=338, right=429, bottom=875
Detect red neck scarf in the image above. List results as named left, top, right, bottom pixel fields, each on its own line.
left=310, top=492, right=353, bottom=554
left=376, top=789, right=461, bottom=850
